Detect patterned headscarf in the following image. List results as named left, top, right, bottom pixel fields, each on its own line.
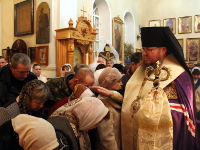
left=18, top=79, right=49, bottom=117
left=68, top=84, right=95, bottom=102
left=50, top=97, right=109, bottom=150
left=50, top=97, right=108, bottom=131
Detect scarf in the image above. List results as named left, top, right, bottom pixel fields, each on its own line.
left=50, top=97, right=109, bottom=150
left=18, top=79, right=46, bottom=117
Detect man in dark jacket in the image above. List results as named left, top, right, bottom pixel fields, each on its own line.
left=118, top=52, right=143, bottom=96
left=0, top=53, right=37, bottom=106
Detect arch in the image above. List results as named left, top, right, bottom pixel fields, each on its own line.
left=93, top=0, right=111, bottom=51
left=124, top=11, right=135, bottom=45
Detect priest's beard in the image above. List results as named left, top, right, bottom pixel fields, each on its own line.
left=141, top=62, right=161, bottom=76
left=144, top=62, right=157, bottom=68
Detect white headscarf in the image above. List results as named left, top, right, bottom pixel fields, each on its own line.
left=61, top=63, right=72, bottom=77
left=191, top=66, right=200, bottom=72
left=89, top=63, right=101, bottom=73
left=93, top=68, right=105, bottom=86
left=12, top=114, right=59, bottom=150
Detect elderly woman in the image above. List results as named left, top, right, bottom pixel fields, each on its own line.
left=49, top=97, right=109, bottom=150
left=17, top=79, right=51, bottom=119
left=90, top=67, right=123, bottom=150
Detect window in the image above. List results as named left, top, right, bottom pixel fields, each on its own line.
left=93, top=3, right=99, bottom=52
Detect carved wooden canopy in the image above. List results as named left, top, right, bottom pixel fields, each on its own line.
left=55, top=16, right=97, bottom=76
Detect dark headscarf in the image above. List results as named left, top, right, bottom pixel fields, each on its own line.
left=141, top=27, right=190, bottom=74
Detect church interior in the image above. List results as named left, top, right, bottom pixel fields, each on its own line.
left=0, top=0, right=200, bottom=78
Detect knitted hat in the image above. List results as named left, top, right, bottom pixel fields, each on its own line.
left=12, top=114, right=59, bottom=150
left=0, top=101, right=20, bottom=126
left=0, top=107, right=12, bottom=126
left=98, top=67, right=122, bottom=88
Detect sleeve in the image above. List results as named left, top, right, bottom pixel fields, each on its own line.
left=110, top=91, right=123, bottom=104
left=97, top=112, right=119, bottom=150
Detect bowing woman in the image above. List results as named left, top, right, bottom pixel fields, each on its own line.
left=17, top=79, right=51, bottom=119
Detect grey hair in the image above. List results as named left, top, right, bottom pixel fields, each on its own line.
left=31, top=82, right=51, bottom=101
left=11, top=53, right=31, bottom=69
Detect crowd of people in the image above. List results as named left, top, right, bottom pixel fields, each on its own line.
left=0, top=26, right=200, bottom=150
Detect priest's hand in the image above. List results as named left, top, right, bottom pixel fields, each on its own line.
left=89, top=86, right=113, bottom=97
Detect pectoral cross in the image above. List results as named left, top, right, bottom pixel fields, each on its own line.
left=144, top=60, right=170, bottom=88
left=156, top=60, right=160, bottom=68
left=81, top=7, right=87, bottom=17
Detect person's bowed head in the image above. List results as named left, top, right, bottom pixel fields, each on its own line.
left=50, top=97, right=109, bottom=132
left=17, top=79, right=51, bottom=118
left=0, top=114, right=59, bottom=150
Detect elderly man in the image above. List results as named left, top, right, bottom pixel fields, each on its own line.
left=106, top=59, right=114, bottom=68
left=97, top=57, right=105, bottom=64
left=121, top=27, right=198, bottom=150
left=0, top=53, right=37, bottom=106
left=118, top=52, right=143, bottom=96
left=46, top=68, right=95, bottom=103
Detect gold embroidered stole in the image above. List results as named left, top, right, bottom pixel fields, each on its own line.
left=121, top=54, right=185, bottom=150
left=137, top=87, right=173, bottom=149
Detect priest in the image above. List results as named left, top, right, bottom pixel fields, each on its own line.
left=121, top=27, right=199, bottom=150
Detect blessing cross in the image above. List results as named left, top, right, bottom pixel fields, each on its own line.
left=81, top=7, right=87, bottom=17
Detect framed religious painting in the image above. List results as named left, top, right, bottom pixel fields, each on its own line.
left=74, top=47, right=83, bottom=67
left=112, top=16, right=124, bottom=63
left=36, top=46, right=48, bottom=65
left=14, top=0, right=34, bottom=36
left=163, top=18, right=176, bottom=34
left=2, top=49, right=8, bottom=63
left=28, top=47, right=36, bottom=64
left=186, top=38, right=200, bottom=61
left=149, top=20, right=161, bottom=27
left=36, top=2, right=50, bottom=44
left=178, top=16, right=192, bottom=34
left=194, top=15, right=200, bottom=33
left=177, top=39, right=183, bottom=48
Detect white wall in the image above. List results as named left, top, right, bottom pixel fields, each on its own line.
left=59, top=0, right=77, bottom=28
left=141, top=0, right=200, bottom=58
left=0, top=0, right=141, bottom=77
left=124, top=11, right=135, bottom=44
